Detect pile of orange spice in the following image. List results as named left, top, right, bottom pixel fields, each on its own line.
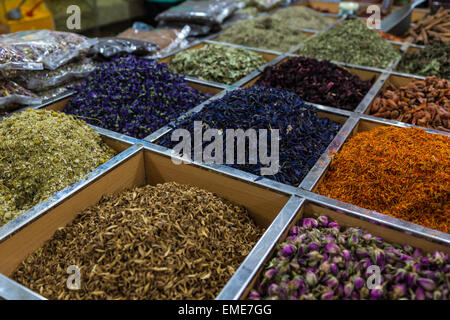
left=317, top=127, right=449, bottom=233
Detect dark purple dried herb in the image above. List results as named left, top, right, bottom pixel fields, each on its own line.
left=63, top=55, right=208, bottom=139
left=256, top=57, right=374, bottom=111
left=158, top=86, right=341, bottom=186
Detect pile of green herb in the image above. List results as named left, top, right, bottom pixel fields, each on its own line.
left=271, top=6, right=333, bottom=30
left=217, top=7, right=331, bottom=51
left=299, top=20, right=401, bottom=69
left=217, top=16, right=304, bottom=52
left=0, top=109, right=116, bottom=226
left=169, top=44, right=266, bottom=85
left=396, top=42, right=450, bottom=79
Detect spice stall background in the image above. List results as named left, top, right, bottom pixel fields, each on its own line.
left=0, top=0, right=449, bottom=301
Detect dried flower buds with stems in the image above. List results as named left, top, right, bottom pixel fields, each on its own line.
left=12, top=182, right=264, bottom=300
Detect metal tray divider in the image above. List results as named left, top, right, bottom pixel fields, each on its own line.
left=299, top=115, right=359, bottom=191
left=0, top=144, right=144, bottom=243
left=354, top=71, right=391, bottom=113
left=216, top=195, right=305, bottom=300
left=294, top=189, right=450, bottom=246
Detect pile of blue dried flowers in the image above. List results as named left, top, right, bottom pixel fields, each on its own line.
left=249, top=216, right=449, bottom=300
left=63, top=55, right=208, bottom=139
left=158, top=86, right=341, bottom=186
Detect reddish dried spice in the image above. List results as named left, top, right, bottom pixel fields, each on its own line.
left=317, top=127, right=450, bottom=233
left=256, top=57, right=374, bottom=111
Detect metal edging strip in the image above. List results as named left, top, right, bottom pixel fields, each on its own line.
left=0, top=274, right=46, bottom=300
left=216, top=195, right=306, bottom=300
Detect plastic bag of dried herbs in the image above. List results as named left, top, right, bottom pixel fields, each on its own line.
left=0, top=79, right=42, bottom=107
left=3, top=59, right=98, bottom=90
left=0, top=30, right=96, bottom=70
left=156, top=0, right=238, bottom=27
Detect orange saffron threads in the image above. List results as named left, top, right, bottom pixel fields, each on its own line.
left=317, top=127, right=450, bottom=233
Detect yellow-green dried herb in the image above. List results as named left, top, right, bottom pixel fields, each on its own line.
left=0, top=109, right=116, bottom=226
left=12, top=182, right=264, bottom=300
left=169, top=44, right=266, bottom=85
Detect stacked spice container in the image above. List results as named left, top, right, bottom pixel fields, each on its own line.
left=0, top=4, right=449, bottom=301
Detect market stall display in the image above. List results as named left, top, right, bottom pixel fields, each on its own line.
left=0, top=1, right=449, bottom=302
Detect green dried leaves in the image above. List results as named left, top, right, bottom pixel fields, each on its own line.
left=299, top=20, right=401, bottom=69
left=0, top=109, right=116, bottom=226
left=396, top=42, right=450, bottom=79
left=169, top=44, right=266, bottom=85
left=12, top=182, right=264, bottom=300
left=217, top=7, right=332, bottom=52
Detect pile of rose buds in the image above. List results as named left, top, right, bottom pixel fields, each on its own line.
left=249, top=216, right=449, bottom=300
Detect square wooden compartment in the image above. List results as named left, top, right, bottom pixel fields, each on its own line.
left=0, top=145, right=291, bottom=298
left=238, top=198, right=450, bottom=299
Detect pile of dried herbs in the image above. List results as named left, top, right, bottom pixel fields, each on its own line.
left=396, top=43, right=450, bottom=79
left=0, top=109, right=116, bottom=227
left=217, top=15, right=307, bottom=52
left=169, top=44, right=266, bottom=85
left=217, top=7, right=332, bottom=52
left=316, top=127, right=450, bottom=233
left=12, top=182, right=264, bottom=300
left=298, top=20, right=401, bottom=69
left=159, top=86, right=342, bottom=186
left=272, top=6, right=332, bottom=30
left=63, top=55, right=207, bottom=139
left=256, top=57, right=374, bottom=111
left=249, top=216, right=450, bottom=300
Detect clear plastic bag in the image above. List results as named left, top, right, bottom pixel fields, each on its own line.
left=253, top=0, right=283, bottom=11
left=36, top=80, right=82, bottom=103
left=3, top=58, right=98, bottom=90
left=0, top=46, right=43, bottom=71
left=88, top=38, right=160, bottom=58
left=0, top=79, right=42, bottom=107
left=0, top=30, right=96, bottom=70
left=156, top=0, right=238, bottom=26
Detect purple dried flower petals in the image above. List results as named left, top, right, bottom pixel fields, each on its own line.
left=417, top=278, right=436, bottom=291
left=354, top=277, right=364, bottom=290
